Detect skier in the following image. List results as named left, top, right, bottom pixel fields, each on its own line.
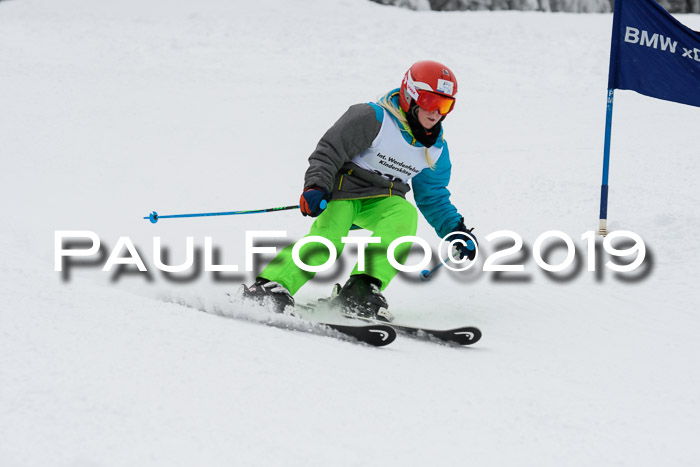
left=242, top=60, right=477, bottom=321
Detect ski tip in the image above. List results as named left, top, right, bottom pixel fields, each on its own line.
left=367, top=325, right=396, bottom=347
left=451, top=326, right=482, bottom=346
left=329, top=324, right=396, bottom=347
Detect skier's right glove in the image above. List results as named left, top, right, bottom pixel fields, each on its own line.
left=446, top=218, right=478, bottom=261
left=300, top=186, right=329, bottom=217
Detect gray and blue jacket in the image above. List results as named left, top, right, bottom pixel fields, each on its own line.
left=304, top=89, right=463, bottom=238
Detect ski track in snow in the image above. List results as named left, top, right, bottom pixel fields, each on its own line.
left=2, top=0, right=700, bottom=466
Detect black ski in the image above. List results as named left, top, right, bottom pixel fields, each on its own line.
left=325, top=323, right=396, bottom=347
left=294, top=302, right=396, bottom=346
left=225, top=292, right=396, bottom=347
left=297, top=298, right=481, bottom=346
left=388, top=323, right=481, bottom=346
left=345, top=315, right=482, bottom=346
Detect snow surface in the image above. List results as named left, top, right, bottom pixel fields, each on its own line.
left=2, top=0, right=700, bottom=465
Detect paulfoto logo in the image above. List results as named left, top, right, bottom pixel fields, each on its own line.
left=52, top=230, right=473, bottom=274
left=54, top=229, right=648, bottom=280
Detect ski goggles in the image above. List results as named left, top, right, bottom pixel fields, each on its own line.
left=416, top=91, right=455, bottom=115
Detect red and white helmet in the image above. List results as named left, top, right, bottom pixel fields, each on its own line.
left=399, top=60, right=458, bottom=115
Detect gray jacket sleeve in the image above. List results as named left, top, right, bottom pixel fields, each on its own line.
left=304, top=103, right=381, bottom=192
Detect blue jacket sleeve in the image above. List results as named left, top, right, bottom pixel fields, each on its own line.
left=411, top=143, right=463, bottom=239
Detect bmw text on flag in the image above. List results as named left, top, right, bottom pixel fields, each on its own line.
left=624, top=27, right=700, bottom=62
left=608, top=0, right=700, bottom=108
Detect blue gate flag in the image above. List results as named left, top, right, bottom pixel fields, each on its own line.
left=608, top=0, right=700, bottom=108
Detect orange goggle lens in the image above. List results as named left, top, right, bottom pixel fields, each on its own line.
left=417, top=91, right=455, bottom=115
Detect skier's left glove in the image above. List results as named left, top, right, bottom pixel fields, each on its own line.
left=446, top=218, right=478, bottom=261
left=299, top=186, right=329, bottom=217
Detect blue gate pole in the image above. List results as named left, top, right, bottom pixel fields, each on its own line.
left=599, top=88, right=615, bottom=236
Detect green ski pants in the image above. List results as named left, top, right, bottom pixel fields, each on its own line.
left=259, top=197, right=418, bottom=295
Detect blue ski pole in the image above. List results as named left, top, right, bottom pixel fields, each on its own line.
left=143, top=201, right=326, bottom=224
left=420, top=261, right=445, bottom=282
left=421, top=236, right=477, bottom=281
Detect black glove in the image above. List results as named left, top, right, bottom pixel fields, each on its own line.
left=446, top=218, right=478, bottom=261
left=299, top=186, right=329, bottom=217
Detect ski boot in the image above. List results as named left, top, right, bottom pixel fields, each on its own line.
left=330, top=275, right=394, bottom=322
left=241, top=278, right=295, bottom=314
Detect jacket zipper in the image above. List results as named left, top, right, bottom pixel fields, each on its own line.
left=338, top=169, right=353, bottom=191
